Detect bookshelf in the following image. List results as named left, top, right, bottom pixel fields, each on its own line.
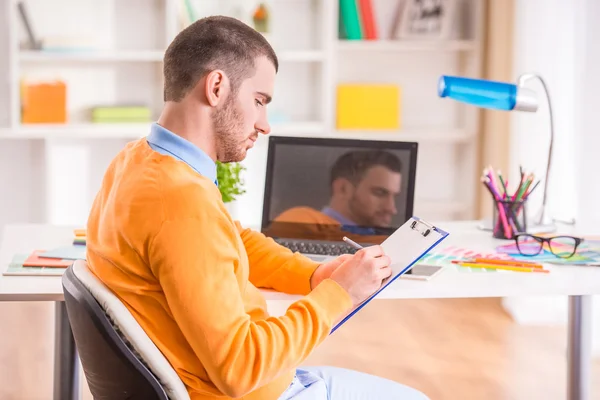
left=0, top=0, right=485, bottom=230
left=18, top=50, right=167, bottom=62
left=336, top=39, right=477, bottom=52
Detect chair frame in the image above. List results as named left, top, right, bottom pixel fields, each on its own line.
left=62, top=265, right=169, bottom=399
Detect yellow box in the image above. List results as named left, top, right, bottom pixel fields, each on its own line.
left=336, top=84, right=400, bottom=130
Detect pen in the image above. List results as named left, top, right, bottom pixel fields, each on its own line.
left=342, top=236, right=363, bottom=250
left=545, top=261, right=600, bottom=267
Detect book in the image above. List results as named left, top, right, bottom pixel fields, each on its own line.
left=37, top=245, right=87, bottom=261
left=3, top=254, right=67, bottom=276
left=91, top=106, right=151, bottom=123
left=23, top=250, right=73, bottom=268
left=339, top=0, right=363, bottom=40
left=358, top=0, right=377, bottom=40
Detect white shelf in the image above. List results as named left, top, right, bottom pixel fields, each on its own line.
left=335, top=128, right=473, bottom=143
left=336, top=40, right=477, bottom=52
left=0, top=125, right=472, bottom=144
left=271, top=128, right=473, bottom=143
left=3, top=123, right=152, bottom=139
left=19, top=50, right=165, bottom=63
left=0, top=121, right=326, bottom=139
left=277, top=50, right=325, bottom=62
left=19, top=49, right=325, bottom=64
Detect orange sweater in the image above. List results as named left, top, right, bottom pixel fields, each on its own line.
left=269, top=206, right=388, bottom=244
left=86, top=138, right=353, bottom=399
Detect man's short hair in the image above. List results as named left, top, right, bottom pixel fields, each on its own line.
left=163, top=15, right=279, bottom=102
left=330, top=150, right=402, bottom=187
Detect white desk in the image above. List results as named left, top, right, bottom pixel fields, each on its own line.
left=1, top=222, right=598, bottom=400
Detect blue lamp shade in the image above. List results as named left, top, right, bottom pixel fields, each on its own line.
left=438, top=75, right=538, bottom=112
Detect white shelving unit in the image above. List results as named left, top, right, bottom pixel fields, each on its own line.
left=336, top=39, right=477, bottom=52
left=19, top=50, right=166, bottom=62
left=0, top=0, right=485, bottom=230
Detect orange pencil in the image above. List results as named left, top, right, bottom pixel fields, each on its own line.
left=473, top=258, right=543, bottom=268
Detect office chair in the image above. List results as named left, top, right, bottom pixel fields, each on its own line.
left=62, top=260, right=190, bottom=400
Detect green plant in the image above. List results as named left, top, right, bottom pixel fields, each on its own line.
left=216, top=161, right=246, bottom=203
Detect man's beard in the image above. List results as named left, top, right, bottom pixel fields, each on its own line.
left=348, top=194, right=369, bottom=227
left=348, top=194, right=389, bottom=228
left=212, top=94, right=248, bottom=163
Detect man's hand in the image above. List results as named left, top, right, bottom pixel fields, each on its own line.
left=310, top=254, right=353, bottom=290
left=329, top=246, right=392, bottom=306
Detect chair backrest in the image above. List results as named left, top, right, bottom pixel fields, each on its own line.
left=62, top=260, right=190, bottom=400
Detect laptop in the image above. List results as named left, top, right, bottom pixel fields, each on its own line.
left=260, top=136, right=418, bottom=262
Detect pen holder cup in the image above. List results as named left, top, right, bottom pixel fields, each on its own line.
left=492, top=199, right=527, bottom=239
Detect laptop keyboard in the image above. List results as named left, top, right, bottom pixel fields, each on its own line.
left=275, top=239, right=359, bottom=256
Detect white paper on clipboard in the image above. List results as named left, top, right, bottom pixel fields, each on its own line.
left=330, top=216, right=449, bottom=334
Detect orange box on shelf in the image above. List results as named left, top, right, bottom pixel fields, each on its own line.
left=21, top=80, right=67, bottom=123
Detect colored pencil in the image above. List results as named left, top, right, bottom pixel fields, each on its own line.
left=456, top=262, right=549, bottom=273
left=452, top=258, right=544, bottom=269
left=481, top=165, right=541, bottom=238
left=523, top=180, right=540, bottom=199
left=482, top=177, right=511, bottom=237
left=497, top=170, right=508, bottom=199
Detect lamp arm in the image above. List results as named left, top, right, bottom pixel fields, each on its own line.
left=517, top=73, right=554, bottom=225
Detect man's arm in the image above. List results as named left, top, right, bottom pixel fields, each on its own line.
left=236, top=222, right=322, bottom=295
left=149, top=214, right=352, bottom=398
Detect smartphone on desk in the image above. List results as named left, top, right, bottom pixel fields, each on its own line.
left=400, top=264, right=445, bottom=281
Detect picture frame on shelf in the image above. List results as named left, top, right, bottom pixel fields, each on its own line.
left=394, top=0, right=456, bottom=40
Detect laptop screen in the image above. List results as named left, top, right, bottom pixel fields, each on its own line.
left=261, top=136, right=418, bottom=244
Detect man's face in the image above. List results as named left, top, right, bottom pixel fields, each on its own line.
left=213, top=56, right=276, bottom=163
left=347, top=166, right=402, bottom=227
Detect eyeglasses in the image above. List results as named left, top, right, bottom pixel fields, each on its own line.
left=513, top=233, right=584, bottom=258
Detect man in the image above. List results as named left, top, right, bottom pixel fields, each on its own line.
left=86, top=16, right=428, bottom=400
left=269, top=150, right=402, bottom=242
left=324, top=150, right=402, bottom=228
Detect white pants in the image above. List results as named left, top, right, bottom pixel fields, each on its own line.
left=278, top=366, right=430, bottom=400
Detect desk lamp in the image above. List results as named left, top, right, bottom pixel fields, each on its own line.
left=437, top=74, right=556, bottom=232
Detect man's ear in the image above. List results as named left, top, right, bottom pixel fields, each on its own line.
left=204, top=70, right=229, bottom=107
left=332, top=178, right=352, bottom=198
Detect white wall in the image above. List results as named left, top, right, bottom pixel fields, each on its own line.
left=504, top=0, right=600, bottom=354
left=574, top=0, right=600, bottom=233
left=509, top=0, right=578, bottom=223
left=573, top=0, right=600, bottom=357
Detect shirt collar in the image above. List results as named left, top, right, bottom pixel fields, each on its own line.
left=321, top=206, right=376, bottom=235
left=147, top=123, right=217, bottom=185
left=321, top=206, right=357, bottom=226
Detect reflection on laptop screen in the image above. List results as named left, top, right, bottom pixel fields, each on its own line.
left=261, top=137, right=418, bottom=245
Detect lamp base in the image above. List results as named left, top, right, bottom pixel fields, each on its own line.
left=477, top=218, right=557, bottom=235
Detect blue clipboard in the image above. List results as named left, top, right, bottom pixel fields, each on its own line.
left=330, top=217, right=449, bottom=334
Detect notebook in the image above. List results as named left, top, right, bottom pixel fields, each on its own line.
left=23, top=250, right=73, bottom=267
left=331, top=217, right=449, bottom=333
left=3, top=253, right=66, bottom=276
left=37, top=245, right=87, bottom=260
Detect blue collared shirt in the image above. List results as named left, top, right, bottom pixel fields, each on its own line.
left=146, top=123, right=218, bottom=185
left=321, top=206, right=376, bottom=236
left=321, top=206, right=356, bottom=226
